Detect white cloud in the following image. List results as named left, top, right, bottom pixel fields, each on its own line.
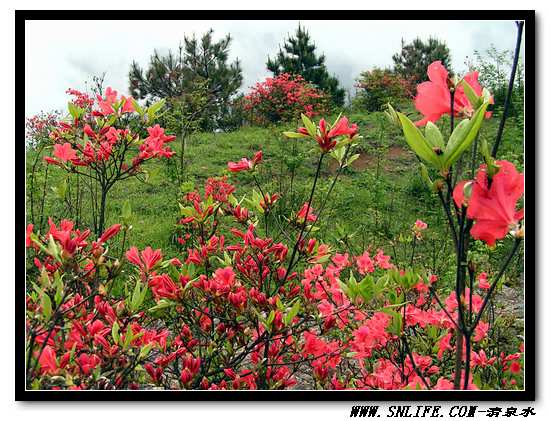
left=25, top=19, right=520, bottom=116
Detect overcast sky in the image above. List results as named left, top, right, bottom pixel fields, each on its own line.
left=24, top=19, right=522, bottom=116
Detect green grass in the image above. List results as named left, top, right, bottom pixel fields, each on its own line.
left=26, top=110, right=525, bottom=285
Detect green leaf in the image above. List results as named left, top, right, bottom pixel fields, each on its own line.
left=300, top=113, right=317, bottom=138
left=419, top=163, right=434, bottom=189
left=51, top=177, right=68, bottom=200
left=335, top=137, right=354, bottom=149
left=130, top=280, right=147, bottom=312
left=67, top=102, right=82, bottom=120
left=147, top=99, right=166, bottom=121
left=331, top=112, right=343, bottom=127
left=112, top=321, right=120, bottom=345
left=330, top=146, right=345, bottom=165
left=41, top=294, right=52, bottom=322
left=139, top=343, right=154, bottom=359
left=123, top=327, right=134, bottom=350
left=131, top=98, right=144, bottom=116
left=106, top=114, right=118, bottom=126
left=384, top=103, right=400, bottom=126
left=53, top=273, right=64, bottom=306
left=344, top=154, right=360, bottom=168
left=283, top=131, right=309, bottom=139
left=338, top=280, right=352, bottom=299
left=443, top=102, right=489, bottom=168
left=121, top=200, right=132, bottom=223
left=381, top=308, right=403, bottom=336
left=397, top=113, right=441, bottom=169
left=460, top=79, right=482, bottom=110
left=46, top=235, right=62, bottom=262
left=424, top=122, right=445, bottom=149
left=348, top=272, right=359, bottom=296
left=266, top=310, right=275, bottom=326
left=148, top=299, right=175, bottom=313
left=284, top=301, right=301, bottom=326
left=358, top=276, right=375, bottom=302
left=481, top=88, right=492, bottom=104
left=179, top=204, right=195, bottom=217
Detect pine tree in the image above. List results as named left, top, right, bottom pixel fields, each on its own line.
left=392, top=37, right=452, bottom=84
left=267, top=24, right=345, bottom=107
left=128, top=29, right=243, bottom=130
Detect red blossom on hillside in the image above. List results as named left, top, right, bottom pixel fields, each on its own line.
left=453, top=160, right=524, bottom=246
left=227, top=151, right=262, bottom=173
left=98, top=224, right=122, bottom=243
left=53, top=143, right=78, bottom=162
left=244, top=73, right=328, bottom=124
left=296, top=202, right=317, bottom=223
left=414, top=61, right=493, bottom=126
left=126, top=246, right=163, bottom=272
left=293, top=116, right=358, bottom=153
left=66, top=88, right=94, bottom=109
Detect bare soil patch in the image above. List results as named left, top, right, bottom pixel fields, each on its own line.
left=328, top=146, right=411, bottom=175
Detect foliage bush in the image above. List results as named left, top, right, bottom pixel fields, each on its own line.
left=244, top=73, right=329, bottom=126
left=353, top=68, right=415, bottom=112
left=39, top=87, right=174, bottom=235
left=467, top=44, right=525, bottom=118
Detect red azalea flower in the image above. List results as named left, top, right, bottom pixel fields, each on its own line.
left=453, top=160, right=524, bottom=246
left=53, top=143, right=78, bottom=162
left=227, top=158, right=252, bottom=172
left=508, top=360, right=522, bottom=374
left=26, top=224, right=34, bottom=247
left=314, top=117, right=358, bottom=153
left=478, top=272, right=491, bottom=290
left=149, top=274, right=179, bottom=300
left=96, top=87, right=118, bottom=116
left=126, top=246, right=163, bottom=272
left=99, top=224, right=121, bottom=243
left=227, top=151, right=262, bottom=173
left=121, top=96, right=135, bottom=114
left=38, top=345, right=59, bottom=375
left=414, top=61, right=493, bottom=126
left=413, top=219, right=428, bottom=239
left=297, top=202, right=317, bottom=223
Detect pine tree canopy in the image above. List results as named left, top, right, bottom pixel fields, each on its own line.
left=266, top=24, right=345, bottom=107
left=392, top=37, right=452, bottom=84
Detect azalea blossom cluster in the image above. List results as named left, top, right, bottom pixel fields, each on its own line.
left=26, top=111, right=61, bottom=147
left=44, top=87, right=175, bottom=172
left=25, top=220, right=166, bottom=389
left=26, top=169, right=523, bottom=390
left=66, top=88, right=94, bottom=110
left=244, top=73, right=328, bottom=125
left=285, top=114, right=359, bottom=154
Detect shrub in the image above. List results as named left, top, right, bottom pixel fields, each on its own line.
left=41, top=87, right=175, bottom=235
left=244, top=73, right=329, bottom=125
left=467, top=44, right=524, bottom=117
left=26, top=111, right=61, bottom=149
left=353, top=68, right=415, bottom=112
